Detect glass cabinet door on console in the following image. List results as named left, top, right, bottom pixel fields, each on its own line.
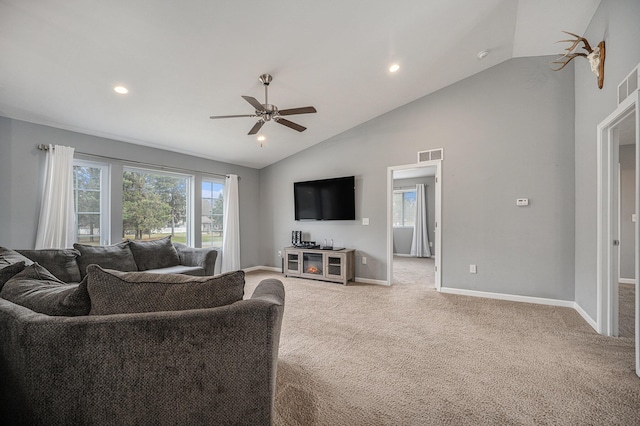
left=286, top=251, right=301, bottom=275
left=324, top=254, right=345, bottom=281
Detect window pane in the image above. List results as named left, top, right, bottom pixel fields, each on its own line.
left=77, top=190, right=100, bottom=212
left=201, top=179, right=224, bottom=248
left=123, top=169, right=189, bottom=243
left=73, top=163, right=107, bottom=246
left=393, top=192, right=403, bottom=226
left=403, top=191, right=416, bottom=226
left=74, top=166, right=101, bottom=190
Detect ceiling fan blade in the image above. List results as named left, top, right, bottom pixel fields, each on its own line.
left=275, top=118, right=307, bottom=132
left=278, top=106, right=317, bottom=116
left=209, top=114, right=256, bottom=119
left=242, top=95, right=266, bottom=112
left=248, top=120, right=265, bottom=135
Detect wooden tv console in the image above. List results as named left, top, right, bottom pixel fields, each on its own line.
left=283, top=247, right=355, bottom=285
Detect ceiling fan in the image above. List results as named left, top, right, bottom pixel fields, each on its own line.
left=209, top=74, right=317, bottom=135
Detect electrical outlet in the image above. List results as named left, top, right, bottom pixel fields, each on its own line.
left=470, top=264, right=477, bottom=274
left=362, top=218, right=370, bottom=225
left=278, top=251, right=282, bottom=257
left=362, top=256, right=367, bottom=265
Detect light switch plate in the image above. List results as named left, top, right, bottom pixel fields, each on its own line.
left=362, top=218, right=369, bottom=225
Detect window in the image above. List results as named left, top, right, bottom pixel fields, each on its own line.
left=393, top=190, right=416, bottom=227
left=122, top=168, right=191, bottom=244
left=201, top=179, right=224, bottom=248
left=73, top=160, right=110, bottom=245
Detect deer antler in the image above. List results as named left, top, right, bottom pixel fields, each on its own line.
left=550, top=31, right=594, bottom=71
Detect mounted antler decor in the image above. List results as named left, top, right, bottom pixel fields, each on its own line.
left=551, top=31, right=605, bottom=89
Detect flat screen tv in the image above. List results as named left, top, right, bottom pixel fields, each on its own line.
left=294, top=176, right=355, bottom=221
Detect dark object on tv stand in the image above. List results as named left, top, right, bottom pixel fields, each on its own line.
left=293, top=241, right=319, bottom=249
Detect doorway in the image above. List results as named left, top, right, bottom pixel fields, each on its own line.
left=596, top=90, right=639, bottom=377
left=387, top=161, right=441, bottom=289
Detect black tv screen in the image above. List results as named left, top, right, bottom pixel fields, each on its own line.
left=294, top=176, right=355, bottom=221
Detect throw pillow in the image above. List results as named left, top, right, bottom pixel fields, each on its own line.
left=74, top=242, right=138, bottom=278
left=15, top=248, right=82, bottom=283
left=128, top=236, right=181, bottom=271
left=0, top=247, right=35, bottom=266
left=0, top=263, right=91, bottom=316
left=0, top=260, right=26, bottom=291
left=87, top=265, right=245, bottom=315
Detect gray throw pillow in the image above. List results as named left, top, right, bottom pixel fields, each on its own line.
left=15, top=248, right=82, bottom=283
left=0, top=247, right=34, bottom=266
left=74, top=242, right=138, bottom=278
left=87, top=265, right=245, bottom=315
left=128, top=236, right=181, bottom=271
left=0, top=260, right=26, bottom=291
left=0, top=263, right=91, bottom=316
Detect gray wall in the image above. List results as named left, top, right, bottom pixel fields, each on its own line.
left=574, top=0, right=640, bottom=317
left=620, top=144, right=636, bottom=280
left=393, top=176, right=435, bottom=256
left=259, top=55, right=576, bottom=299
left=0, top=118, right=262, bottom=269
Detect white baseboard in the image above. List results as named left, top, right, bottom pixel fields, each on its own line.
left=573, top=302, right=598, bottom=332
left=619, top=278, right=637, bottom=285
left=440, top=287, right=599, bottom=332
left=355, top=277, right=389, bottom=286
left=439, top=287, right=575, bottom=308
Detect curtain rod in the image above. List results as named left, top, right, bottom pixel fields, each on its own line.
left=36, top=144, right=239, bottom=180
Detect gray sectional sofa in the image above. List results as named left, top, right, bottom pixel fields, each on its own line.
left=0, top=239, right=285, bottom=425
left=9, top=236, right=219, bottom=283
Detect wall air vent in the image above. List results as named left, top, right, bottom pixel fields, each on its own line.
left=618, top=63, right=639, bottom=105
left=417, top=148, right=444, bottom=163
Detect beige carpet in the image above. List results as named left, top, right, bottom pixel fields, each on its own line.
left=392, top=255, right=435, bottom=288
left=619, top=283, right=636, bottom=338
left=244, top=271, right=640, bottom=425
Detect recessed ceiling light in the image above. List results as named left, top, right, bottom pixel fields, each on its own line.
left=389, top=64, right=400, bottom=73
left=477, top=50, right=489, bottom=60
left=114, top=86, right=128, bottom=94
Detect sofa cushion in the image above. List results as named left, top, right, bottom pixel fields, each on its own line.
left=74, top=242, right=138, bottom=278
left=15, top=248, right=82, bottom=283
left=128, top=236, right=181, bottom=271
left=0, top=260, right=26, bottom=291
left=87, top=265, right=245, bottom=315
left=0, top=263, right=91, bottom=316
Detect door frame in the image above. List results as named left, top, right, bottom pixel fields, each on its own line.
left=596, top=90, right=639, bottom=377
left=387, top=160, right=442, bottom=289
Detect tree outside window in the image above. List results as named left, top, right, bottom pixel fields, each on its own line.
left=122, top=169, right=190, bottom=243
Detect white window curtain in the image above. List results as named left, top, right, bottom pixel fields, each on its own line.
left=35, top=144, right=76, bottom=249
left=410, top=183, right=431, bottom=257
left=221, top=174, right=240, bottom=272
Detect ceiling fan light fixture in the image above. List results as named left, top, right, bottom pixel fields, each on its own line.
left=114, top=85, right=128, bottom=94
left=389, top=64, right=400, bottom=73
left=257, top=134, right=266, bottom=142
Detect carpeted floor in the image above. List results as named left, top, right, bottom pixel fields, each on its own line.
left=619, top=283, right=636, bottom=338
left=244, top=270, right=640, bottom=425
left=392, top=255, right=434, bottom=288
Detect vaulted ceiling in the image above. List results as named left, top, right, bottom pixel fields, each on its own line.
left=0, top=0, right=600, bottom=168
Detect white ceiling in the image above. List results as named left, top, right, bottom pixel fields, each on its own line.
left=0, top=0, right=600, bottom=169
